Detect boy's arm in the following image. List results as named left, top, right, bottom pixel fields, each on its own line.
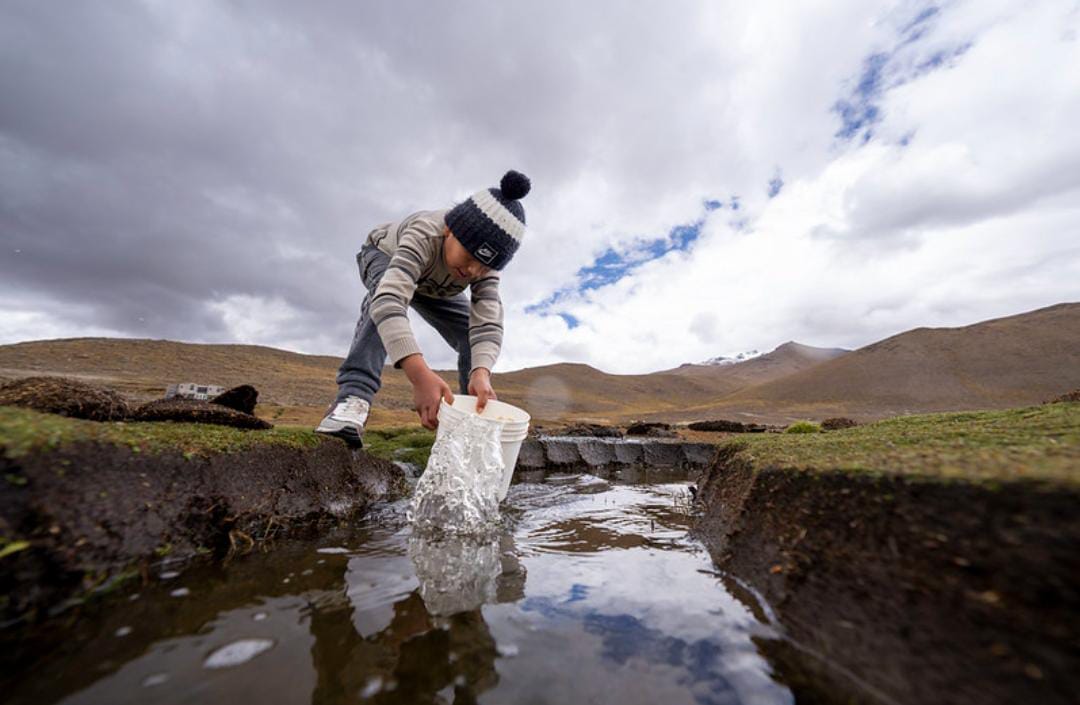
left=370, top=225, right=454, bottom=429
left=369, top=227, right=433, bottom=368
left=468, top=274, right=503, bottom=373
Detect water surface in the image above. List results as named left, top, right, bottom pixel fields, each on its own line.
left=3, top=475, right=793, bottom=705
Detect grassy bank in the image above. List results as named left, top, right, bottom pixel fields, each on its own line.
left=3, top=403, right=1077, bottom=484
left=0, top=406, right=438, bottom=467
left=0, top=407, right=324, bottom=459
left=733, top=402, right=1079, bottom=485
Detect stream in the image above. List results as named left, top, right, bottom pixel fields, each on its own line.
left=3, top=474, right=795, bottom=705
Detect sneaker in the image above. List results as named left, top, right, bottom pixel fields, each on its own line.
left=315, top=396, right=370, bottom=445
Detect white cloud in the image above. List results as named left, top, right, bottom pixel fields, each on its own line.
left=2, top=0, right=1078, bottom=376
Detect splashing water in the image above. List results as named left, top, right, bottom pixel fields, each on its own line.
left=407, top=412, right=505, bottom=536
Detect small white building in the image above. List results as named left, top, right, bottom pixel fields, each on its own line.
left=165, top=382, right=225, bottom=401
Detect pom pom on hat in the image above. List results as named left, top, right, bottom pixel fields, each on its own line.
left=500, top=170, right=531, bottom=200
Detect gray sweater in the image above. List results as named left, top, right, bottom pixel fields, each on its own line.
left=366, top=209, right=503, bottom=373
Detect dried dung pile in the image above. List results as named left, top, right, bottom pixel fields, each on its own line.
left=210, top=384, right=259, bottom=415
left=133, top=398, right=272, bottom=429
left=821, top=417, right=859, bottom=430
left=625, top=421, right=677, bottom=438
left=688, top=419, right=769, bottom=433
left=0, top=376, right=130, bottom=421
left=550, top=423, right=623, bottom=438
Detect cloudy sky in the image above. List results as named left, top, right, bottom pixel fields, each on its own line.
left=2, top=0, right=1078, bottom=374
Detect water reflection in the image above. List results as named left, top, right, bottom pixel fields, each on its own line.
left=2, top=477, right=793, bottom=705
left=408, top=533, right=525, bottom=616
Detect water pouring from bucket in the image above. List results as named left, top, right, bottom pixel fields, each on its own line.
left=408, top=395, right=531, bottom=536
left=437, top=395, right=531, bottom=502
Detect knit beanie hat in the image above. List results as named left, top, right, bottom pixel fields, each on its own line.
left=445, top=170, right=531, bottom=271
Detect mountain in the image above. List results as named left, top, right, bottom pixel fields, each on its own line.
left=1, top=303, right=1075, bottom=425
left=665, top=342, right=849, bottom=389
left=683, top=303, right=1080, bottom=421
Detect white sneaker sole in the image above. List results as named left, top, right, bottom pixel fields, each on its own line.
left=314, top=417, right=364, bottom=446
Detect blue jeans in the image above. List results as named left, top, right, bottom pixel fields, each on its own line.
left=335, top=243, right=472, bottom=404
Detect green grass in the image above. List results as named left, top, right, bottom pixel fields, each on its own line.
left=0, top=406, right=325, bottom=459
left=737, top=402, right=1080, bottom=485
left=0, top=405, right=438, bottom=466
left=362, top=426, right=436, bottom=467
left=784, top=420, right=822, bottom=434
left=3, top=403, right=1077, bottom=486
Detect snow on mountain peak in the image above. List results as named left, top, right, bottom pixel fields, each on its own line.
left=698, top=349, right=762, bottom=366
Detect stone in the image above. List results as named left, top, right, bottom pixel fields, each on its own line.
left=822, top=417, right=859, bottom=431
left=516, top=439, right=547, bottom=469
left=682, top=443, right=719, bottom=466
left=0, top=376, right=130, bottom=421
left=642, top=442, right=683, bottom=467
left=542, top=439, right=583, bottom=466
left=132, top=399, right=272, bottom=430
left=209, top=385, right=259, bottom=415
left=688, top=419, right=769, bottom=433
left=612, top=442, right=644, bottom=465
left=576, top=439, right=618, bottom=467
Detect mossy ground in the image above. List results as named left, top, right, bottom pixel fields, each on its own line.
left=361, top=426, right=437, bottom=467
left=0, top=406, right=323, bottom=459
left=735, top=402, right=1079, bottom=485
left=0, top=406, right=438, bottom=467
left=3, top=403, right=1077, bottom=484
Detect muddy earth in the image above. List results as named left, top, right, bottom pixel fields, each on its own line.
left=1, top=440, right=409, bottom=624
left=693, top=445, right=1080, bottom=705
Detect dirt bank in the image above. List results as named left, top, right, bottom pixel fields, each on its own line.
left=693, top=445, right=1080, bottom=705
left=0, top=410, right=409, bottom=625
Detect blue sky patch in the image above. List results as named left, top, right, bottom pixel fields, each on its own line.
left=767, top=174, right=784, bottom=198
left=526, top=199, right=717, bottom=321
left=832, top=5, right=971, bottom=144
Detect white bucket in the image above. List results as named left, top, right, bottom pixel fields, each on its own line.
left=436, top=395, right=530, bottom=502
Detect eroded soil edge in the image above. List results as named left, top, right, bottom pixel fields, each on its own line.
left=693, top=446, right=1079, bottom=705
left=0, top=440, right=408, bottom=624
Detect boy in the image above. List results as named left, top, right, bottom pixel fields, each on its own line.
left=316, top=170, right=531, bottom=445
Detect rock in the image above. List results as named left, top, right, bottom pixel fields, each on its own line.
left=625, top=421, right=673, bottom=436
left=0, top=376, right=130, bottom=421
left=822, top=417, right=859, bottom=431
left=613, top=442, right=644, bottom=465
left=688, top=419, right=769, bottom=433
left=549, top=423, right=623, bottom=438
left=682, top=443, right=719, bottom=466
left=133, top=398, right=272, bottom=430
left=642, top=442, right=684, bottom=467
left=575, top=438, right=618, bottom=467
left=516, top=438, right=547, bottom=469
left=210, top=384, right=259, bottom=415
left=1046, top=389, right=1080, bottom=404
left=543, top=439, right=583, bottom=466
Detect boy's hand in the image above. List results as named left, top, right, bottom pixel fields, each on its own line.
left=468, top=368, right=497, bottom=413
left=401, top=354, right=453, bottom=429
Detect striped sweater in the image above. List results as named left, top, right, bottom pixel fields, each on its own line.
left=365, top=209, right=503, bottom=373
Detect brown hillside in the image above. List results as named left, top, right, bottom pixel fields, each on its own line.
left=2, top=304, right=1073, bottom=426
left=0, top=339, right=726, bottom=424
left=724, top=302, right=1080, bottom=415
left=0, top=336, right=846, bottom=425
